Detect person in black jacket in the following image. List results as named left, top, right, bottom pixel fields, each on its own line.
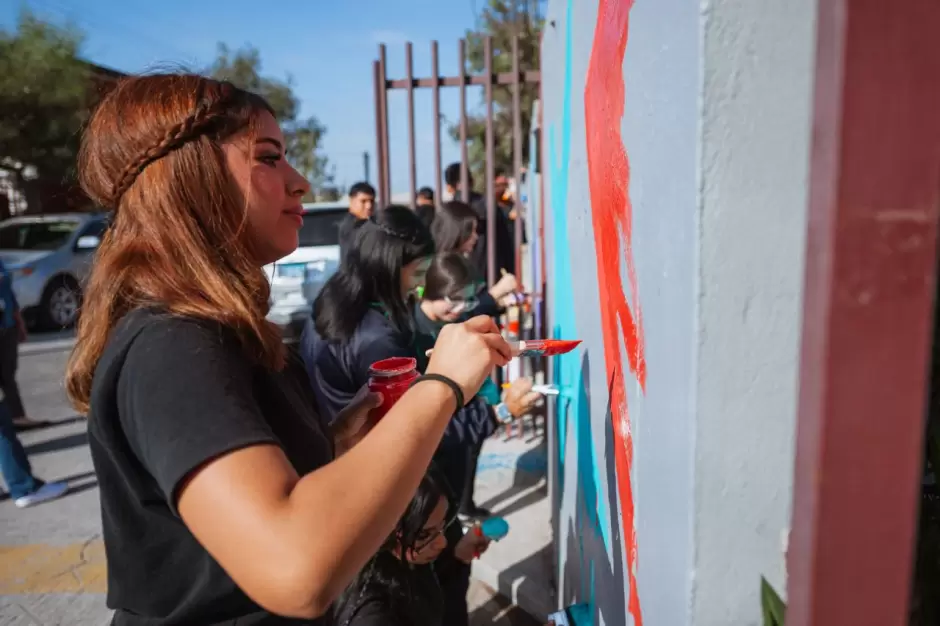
left=300, top=207, right=502, bottom=626
left=302, top=205, right=434, bottom=421
left=443, top=162, right=515, bottom=281
left=334, top=470, right=490, bottom=626
left=415, top=187, right=435, bottom=228
left=414, top=253, right=540, bottom=517
left=338, top=181, right=376, bottom=263
left=413, top=253, right=541, bottom=626
left=300, top=207, right=500, bottom=497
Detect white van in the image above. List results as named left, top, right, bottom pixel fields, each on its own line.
left=264, top=201, right=347, bottom=342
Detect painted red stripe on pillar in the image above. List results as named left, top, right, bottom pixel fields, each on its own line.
left=584, top=0, right=646, bottom=624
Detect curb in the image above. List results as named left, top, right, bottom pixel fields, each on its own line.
left=20, top=338, right=77, bottom=356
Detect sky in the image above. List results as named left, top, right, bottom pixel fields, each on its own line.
left=1, top=0, right=495, bottom=195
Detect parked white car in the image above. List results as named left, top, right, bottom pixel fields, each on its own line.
left=0, top=212, right=109, bottom=329
left=264, top=202, right=347, bottom=343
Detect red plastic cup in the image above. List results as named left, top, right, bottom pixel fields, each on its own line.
left=368, top=357, right=419, bottom=419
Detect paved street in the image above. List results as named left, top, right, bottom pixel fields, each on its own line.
left=0, top=332, right=538, bottom=625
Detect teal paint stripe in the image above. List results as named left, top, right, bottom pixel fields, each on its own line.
left=547, top=0, right=612, bottom=552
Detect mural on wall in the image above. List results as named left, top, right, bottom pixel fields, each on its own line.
left=583, top=0, right=646, bottom=623
left=549, top=0, right=645, bottom=623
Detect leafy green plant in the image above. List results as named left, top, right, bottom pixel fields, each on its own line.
left=761, top=577, right=787, bottom=626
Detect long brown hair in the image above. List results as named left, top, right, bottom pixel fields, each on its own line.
left=66, top=74, right=285, bottom=413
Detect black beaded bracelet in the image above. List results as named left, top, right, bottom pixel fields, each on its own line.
left=410, top=374, right=465, bottom=410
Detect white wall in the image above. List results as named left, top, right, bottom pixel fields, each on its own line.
left=693, top=0, right=816, bottom=623
left=541, top=0, right=817, bottom=623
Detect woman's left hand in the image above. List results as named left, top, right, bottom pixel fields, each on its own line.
left=454, top=526, right=492, bottom=563
left=332, top=385, right=383, bottom=456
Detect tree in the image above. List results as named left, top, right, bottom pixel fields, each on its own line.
left=0, top=10, right=92, bottom=210
left=449, top=0, right=544, bottom=190
left=209, top=43, right=297, bottom=121
left=209, top=44, right=333, bottom=198
left=285, top=117, right=333, bottom=202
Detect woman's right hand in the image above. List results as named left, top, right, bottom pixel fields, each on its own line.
left=426, top=316, right=511, bottom=402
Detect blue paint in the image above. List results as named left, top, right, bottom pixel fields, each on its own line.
left=480, top=516, right=510, bottom=540
left=548, top=0, right=575, bottom=500
left=477, top=452, right=547, bottom=475
left=547, top=0, right=612, bottom=552
left=569, top=602, right=595, bottom=626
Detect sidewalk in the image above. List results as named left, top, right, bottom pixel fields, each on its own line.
left=471, top=423, right=555, bottom=620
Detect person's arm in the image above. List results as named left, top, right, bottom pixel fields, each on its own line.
left=173, top=317, right=509, bottom=619
left=467, top=290, right=503, bottom=318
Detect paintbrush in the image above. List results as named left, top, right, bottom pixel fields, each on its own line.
left=500, top=382, right=560, bottom=396
left=425, top=339, right=581, bottom=359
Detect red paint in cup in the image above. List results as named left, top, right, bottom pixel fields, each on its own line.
left=368, top=357, right=419, bottom=419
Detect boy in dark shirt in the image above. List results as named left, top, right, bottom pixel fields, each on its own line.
left=338, top=181, right=376, bottom=263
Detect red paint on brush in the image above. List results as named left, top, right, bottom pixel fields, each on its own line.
left=425, top=339, right=581, bottom=359
left=515, top=339, right=582, bottom=357
left=585, top=0, right=646, bottom=624
left=367, top=357, right=418, bottom=419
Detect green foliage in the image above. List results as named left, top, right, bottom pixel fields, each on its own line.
left=760, top=577, right=787, bottom=626
left=286, top=116, right=333, bottom=197
left=449, top=0, right=544, bottom=189
left=0, top=9, right=91, bottom=184
left=209, top=44, right=333, bottom=196
left=209, top=43, right=298, bottom=121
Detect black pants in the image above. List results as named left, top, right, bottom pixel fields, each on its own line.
left=0, top=327, right=24, bottom=418
left=460, top=439, right=484, bottom=513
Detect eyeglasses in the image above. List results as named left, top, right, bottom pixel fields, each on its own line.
left=444, top=295, right=480, bottom=314
left=443, top=282, right=486, bottom=314
left=413, top=515, right=458, bottom=553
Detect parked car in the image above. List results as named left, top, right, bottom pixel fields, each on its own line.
left=0, top=212, right=110, bottom=330
left=264, top=202, right=347, bottom=343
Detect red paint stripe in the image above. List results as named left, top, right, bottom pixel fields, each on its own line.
left=584, top=0, right=646, bottom=623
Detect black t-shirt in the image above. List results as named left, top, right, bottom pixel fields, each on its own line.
left=459, top=191, right=515, bottom=281
left=87, top=309, right=335, bottom=625
left=415, top=204, right=435, bottom=229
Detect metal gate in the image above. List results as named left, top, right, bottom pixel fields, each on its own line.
left=372, top=36, right=547, bottom=439
left=371, top=36, right=540, bottom=289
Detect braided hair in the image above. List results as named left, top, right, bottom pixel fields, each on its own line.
left=66, top=74, right=282, bottom=414
left=107, top=82, right=238, bottom=207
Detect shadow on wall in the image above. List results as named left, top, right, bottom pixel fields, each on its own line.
left=557, top=352, right=629, bottom=626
